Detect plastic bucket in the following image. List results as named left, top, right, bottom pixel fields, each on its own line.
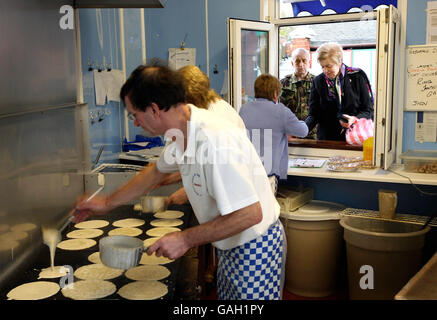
left=340, top=216, right=430, bottom=300
left=280, top=200, right=345, bottom=297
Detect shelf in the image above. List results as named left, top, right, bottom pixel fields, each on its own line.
left=287, top=158, right=437, bottom=186
left=396, top=251, right=437, bottom=300
left=342, top=207, right=437, bottom=227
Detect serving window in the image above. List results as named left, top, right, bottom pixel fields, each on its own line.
left=229, top=2, right=400, bottom=169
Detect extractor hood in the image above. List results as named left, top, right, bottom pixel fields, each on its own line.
left=74, top=0, right=166, bottom=8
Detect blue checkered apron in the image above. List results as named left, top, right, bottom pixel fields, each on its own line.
left=216, top=220, right=286, bottom=300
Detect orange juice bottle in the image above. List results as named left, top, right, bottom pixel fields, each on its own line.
left=363, top=136, right=374, bottom=161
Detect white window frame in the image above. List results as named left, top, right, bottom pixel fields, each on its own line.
left=374, top=5, right=400, bottom=169
left=254, top=0, right=404, bottom=169
left=228, top=19, right=277, bottom=113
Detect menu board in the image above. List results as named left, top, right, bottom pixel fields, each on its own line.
left=405, top=45, right=437, bottom=111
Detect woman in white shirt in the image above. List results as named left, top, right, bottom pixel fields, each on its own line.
left=178, top=65, right=245, bottom=129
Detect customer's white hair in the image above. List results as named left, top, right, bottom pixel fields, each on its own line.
left=316, top=42, right=343, bottom=65
left=291, top=48, right=310, bottom=62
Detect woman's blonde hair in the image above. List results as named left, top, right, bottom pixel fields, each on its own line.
left=316, top=42, right=343, bottom=65
left=178, top=65, right=221, bottom=109
left=254, top=74, right=282, bottom=101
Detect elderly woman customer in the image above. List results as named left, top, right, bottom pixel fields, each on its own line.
left=239, top=74, right=308, bottom=195
left=305, top=42, right=374, bottom=141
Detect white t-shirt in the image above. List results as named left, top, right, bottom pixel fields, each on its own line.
left=207, top=99, right=246, bottom=130
left=157, top=104, right=280, bottom=250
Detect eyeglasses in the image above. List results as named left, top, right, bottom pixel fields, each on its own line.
left=127, top=112, right=136, bottom=121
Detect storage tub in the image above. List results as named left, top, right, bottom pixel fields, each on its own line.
left=280, top=200, right=345, bottom=297
left=340, top=216, right=429, bottom=300
left=400, top=150, right=437, bottom=174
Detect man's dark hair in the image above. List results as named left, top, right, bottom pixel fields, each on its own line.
left=120, top=64, right=186, bottom=111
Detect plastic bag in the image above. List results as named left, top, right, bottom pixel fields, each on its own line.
left=345, top=117, right=374, bottom=146
left=122, top=135, right=164, bottom=152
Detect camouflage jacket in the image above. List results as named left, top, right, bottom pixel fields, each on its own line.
left=280, top=72, right=316, bottom=139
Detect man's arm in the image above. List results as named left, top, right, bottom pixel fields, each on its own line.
left=356, top=71, right=375, bottom=120
left=279, top=76, right=293, bottom=109
left=305, top=79, right=320, bottom=133
left=147, top=201, right=263, bottom=260
left=152, top=172, right=182, bottom=189
left=73, top=162, right=169, bottom=223
left=106, top=162, right=168, bottom=209
left=282, top=105, right=309, bottom=137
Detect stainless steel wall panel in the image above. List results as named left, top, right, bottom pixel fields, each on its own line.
left=0, top=0, right=76, bottom=116
left=0, top=104, right=89, bottom=222
left=0, top=104, right=89, bottom=291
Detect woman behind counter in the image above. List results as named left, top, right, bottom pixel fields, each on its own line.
left=239, top=74, right=308, bottom=195
left=305, top=42, right=374, bottom=141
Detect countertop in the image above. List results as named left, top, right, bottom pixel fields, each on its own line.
left=395, top=251, right=437, bottom=300
left=287, top=139, right=437, bottom=186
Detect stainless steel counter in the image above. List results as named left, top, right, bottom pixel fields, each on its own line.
left=396, top=251, right=437, bottom=300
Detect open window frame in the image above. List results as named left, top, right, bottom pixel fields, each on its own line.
left=228, top=5, right=401, bottom=169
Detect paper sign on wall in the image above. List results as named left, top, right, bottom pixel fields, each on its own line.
left=427, top=1, right=437, bottom=44
left=168, top=48, right=196, bottom=70
left=405, top=45, right=437, bottom=111
left=415, top=111, right=437, bottom=142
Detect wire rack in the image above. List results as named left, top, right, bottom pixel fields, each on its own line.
left=342, top=208, right=437, bottom=227
left=91, top=163, right=145, bottom=173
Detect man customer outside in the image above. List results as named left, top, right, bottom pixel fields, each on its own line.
left=280, top=48, right=316, bottom=139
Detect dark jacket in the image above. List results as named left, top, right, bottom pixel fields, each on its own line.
left=305, top=64, right=374, bottom=141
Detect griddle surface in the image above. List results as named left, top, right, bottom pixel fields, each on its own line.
left=1, top=204, right=193, bottom=300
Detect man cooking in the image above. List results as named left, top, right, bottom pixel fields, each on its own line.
left=73, top=65, right=285, bottom=300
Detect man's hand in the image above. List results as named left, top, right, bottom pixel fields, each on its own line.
left=147, top=202, right=263, bottom=260
left=167, top=187, right=189, bottom=206
left=72, top=195, right=109, bottom=223
left=146, top=230, right=189, bottom=260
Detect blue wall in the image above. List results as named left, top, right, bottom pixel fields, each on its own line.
left=79, top=9, right=124, bottom=165
left=78, top=1, right=436, bottom=217
left=285, top=176, right=437, bottom=216
left=79, top=1, right=260, bottom=164
left=402, top=0, right=436, bottom=152
left=124, top=9, right=147, bottom=141
left=207, top=0, right=261, bottom=92
left=144, top=0, right=206, bottom=70
left=143, top=0, right=259, bottom=94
